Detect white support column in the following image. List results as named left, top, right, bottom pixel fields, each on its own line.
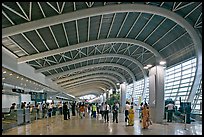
left=149, top=65, right=165, bottom=124
left=120, top=82, right=127, bottom=113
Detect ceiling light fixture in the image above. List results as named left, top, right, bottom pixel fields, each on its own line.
left=147, top=64, right=152, bottom=67
left=160, top=61, right=166, bottom=65
left=144, top=66, right=148, bottom=69
left=3, top=71, right=6, bottom=74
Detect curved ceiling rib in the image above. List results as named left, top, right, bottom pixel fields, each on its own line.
left=72, top=88, right=104, bottom=97
left=60, top=74, right=120, bottom=87
left=46, top=63, right=136, bottom=82
left=65, top=81, right=112, bottom=91
left=35, top=53, right=147, bottom=78
left=63, top=78, right=117, bottom=90
left=55, top=70, right=127, bottom=83
left=17, top=38, right=162, bottom=64
left=68, top=85, right=107, bottom=94
left=67, top=83, right=110, bottom=91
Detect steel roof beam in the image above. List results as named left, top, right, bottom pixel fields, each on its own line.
left=66, top=82, right=110, bottom=91
left=35, top=53, right=147, bottom=77
left=55, top=70, right=127, bottom=83
left=60, top=74, right=119, bottom=87
left=65, top=81, right=112, bottom=91
left=46, top=62, right=135, bottom=81
left=17, top=38, right=162, bottom=64
left=63, top=78, right=117, bottom=90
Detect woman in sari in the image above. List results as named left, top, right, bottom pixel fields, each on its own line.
left=142, top=103, right=150, bottom=129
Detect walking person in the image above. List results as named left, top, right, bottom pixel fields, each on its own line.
left=67, top=102, right=71, bottom=119
left=63, top=102, right=68, bottom=120
left=100, top=102, right=105, bottom=119
left=71, top=101, right=76, bottom=116
left=125, top=101, right=130, bottom=124
left=165, top=101, right=174, bottom=122
left=104, top=102, right=110, bottom=123
left=112, top=102, right=119, bottom=123
left=142, top=103, right=150, bottom=129
left=92, top=103, right=97, bottom=118
left=128, top=105, right=134, bottom=126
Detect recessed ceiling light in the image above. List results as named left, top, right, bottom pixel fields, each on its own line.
left=2, top=77, right=5, bottom=80
left=21, top=78, right=23, bottom=80
left=17, top=76, right=19, bottom=79
left=3, top=71, right=6, bottom=74
left=160, top=61, right=166, bottom=65
left=9, top=73, right=13, bottom=76
left=147, top=64, right=152, bottom=67
left=26, top=80, right=28, bottom=82
left=144, top=66, right=149, bottom=69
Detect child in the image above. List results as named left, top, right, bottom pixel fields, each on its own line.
left=128, top=105, right=134, bottom=126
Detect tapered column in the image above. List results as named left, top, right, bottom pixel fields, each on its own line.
left=149, top=65, right=165, bottom=124
left=120, top=82, right=127, bottom=112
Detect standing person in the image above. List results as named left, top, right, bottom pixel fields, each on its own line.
left=128, top=105, right=134, bottom=126
left=112, top=102, right=119, bottom=123
left=165, top=101, right=174, bottom=122
left=48, top=103, right=53, bottom=117
left=100, top=102, right=105, bottom=119
left=67, top=102, right=70, bottom=119
left=58, top=102, right=63, bottom=115
left=96, top=103, right=100, bottom=116
left=104, top=102, right=110, bottom=123
left=139, top=102, right=144, bottom=122
left=71, top=101, right=76, bottom=116
left=63, top=102, right=68, bottom=120
left=88, top=104, right=91, bottom=115
left=79, top=103, right=84, bottom=119
left=125, top=101, right=130, bottom=123
left=92, top=103, right=97, bottom=118
left=42, top=103, right=47, bottom=118
left=142, top=103, right=150, bottom=129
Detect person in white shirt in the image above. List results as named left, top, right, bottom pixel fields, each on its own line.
left=125, top=101, right=130, bottom=123
left=165, top=102, right=175, bottom=122
left=104, top=102, right=110, bottom=122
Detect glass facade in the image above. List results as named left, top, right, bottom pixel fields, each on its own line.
left=127, top=57, right=201, bottom=114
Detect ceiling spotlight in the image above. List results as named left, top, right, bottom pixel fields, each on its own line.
left=116, top=83, right=120, bottom=85
left=9, top=73, right=13, bottom=76
left=2, top=77, right=5, bottom=80
left=147, top=64, right=152, bottom=67
left=144, top=66, right=149, bottom=69
left=17, top=76, right=19, bottom=79
left=21, top=78, right=23, bottom=80
left=3, top=71, right=6, bottom=74
left=160, top=61, right=166, bottom=65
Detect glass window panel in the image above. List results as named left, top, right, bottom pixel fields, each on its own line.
left=175, top=64, right=181, bottom=69
left=173, top=85, right=179, bottom=88
left=178, top=92, right=188, bottom=96
left=170, top=93, right=177, bottom=96
left=182, top=74, right=192, bottom=79
left=179, top=87, right=188, bottom=91
left=181, top=78, right=190, bottom=83
left=182, top=59, right=192, bottom=66
left=180, top=83, right=190, bottom=87
left=174, top=69, right=181, bottom=73
left=182, top=69, right=191, bottom=75
left=173, top=81, right=180, bottom=85
left=175, top=72, right=181, bottom=77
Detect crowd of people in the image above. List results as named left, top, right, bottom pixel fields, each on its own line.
left=10, top=100, right=153, bottom=129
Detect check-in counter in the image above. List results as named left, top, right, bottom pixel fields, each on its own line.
left=2, top=108, right=18, bottom=131
left=25, top=108, right=30, bottom=123
left=17, top=109, right=24, bottom=125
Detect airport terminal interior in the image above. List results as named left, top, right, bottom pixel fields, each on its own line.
left=2, top=2, right=202, bottom=135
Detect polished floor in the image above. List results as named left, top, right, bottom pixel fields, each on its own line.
left=2, top=111, right=202, bottom=135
